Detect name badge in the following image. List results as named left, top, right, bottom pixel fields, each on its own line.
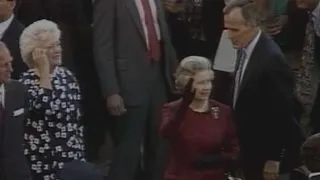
left=13, top=108, right=24, bottom=117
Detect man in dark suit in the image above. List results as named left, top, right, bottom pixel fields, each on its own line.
left=0, top=0, right=26, bottom=79
left=301, top=133, right=320, bottom=180
left=0, top=41, right=30, bottom=180
left=93, top=0, right=177, bottom=179
left=224, top=1, right=304, bottom=180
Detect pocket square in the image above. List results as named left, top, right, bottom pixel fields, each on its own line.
left=13, top=108, right=24, bottom=117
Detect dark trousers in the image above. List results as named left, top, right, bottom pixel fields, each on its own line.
left=108, top=61, right=167, bottom=180
left=241, top=156, right=265, bottom=180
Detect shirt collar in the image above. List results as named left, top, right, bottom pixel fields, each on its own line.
left=0, top=15, right=14, bottom=39
left=243, top=30, right=261, bottom=57
left=312, top=1, right=320, bottom=18
left=0, top=84, right=5, bottom=106
left=309, top=172, right=320, bottom=178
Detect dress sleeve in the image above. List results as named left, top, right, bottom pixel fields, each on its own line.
left=159, top=102, right=187, bottom=140
left=68, top=70, right=83, bottom=139
left=19, top=72, right=53, bottom=111
left=159, top=103, right=174, bottom=139
left=220, top=108, right=240, bottom=168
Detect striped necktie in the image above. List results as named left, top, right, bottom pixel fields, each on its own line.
left=140, top=0, right=161, bottom=61
left=233, top=49, right=246, bottom=107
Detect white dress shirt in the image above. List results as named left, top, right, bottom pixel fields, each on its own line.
left=240, top=30, right=261, bottom=82
left=134, top=0, right=161, bottom=48
left=233, top=30, right=261, bottom=106
left=0, top=15, right=14, bottom=40
left=0, top=84, right=5, bottom=107
left=312, top=1, right=320, bottom=37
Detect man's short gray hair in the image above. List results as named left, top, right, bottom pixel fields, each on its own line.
left=224, top=0, right=263, bottom=26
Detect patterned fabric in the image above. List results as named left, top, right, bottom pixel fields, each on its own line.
left=183, top=0, right=204, bottom=40
left=20, top=67, right=85, bottom=180
left=294, top=14, right=319, bottom=132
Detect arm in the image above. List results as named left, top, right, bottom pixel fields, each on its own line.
left=19, top=73, right=53, bottom=111
left=93, top=0, right=119, bottom=98
left=68, top=70, right=84, bottom=141
left=159, top=101, right=188, bottom=140
left=263, top=54, right=301, bottom=161
left=220, top=109, right=239, bottom=167
left=160, top=79, right=194, bottom=139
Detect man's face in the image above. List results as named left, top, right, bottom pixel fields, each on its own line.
left=224, top=8, right=256, bottom=49
left=0, top=48, right=13, bottom=83
left=0, top=0, right=14, bottom=21
left=296, top=0, right=318, bottom=9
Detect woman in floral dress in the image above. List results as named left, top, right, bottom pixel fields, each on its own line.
left=19, top=19, right=85, bottom=180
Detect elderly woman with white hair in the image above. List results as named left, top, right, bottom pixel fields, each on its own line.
left=18, top=19, right=85, bottom=180
left=160, top=56, right=239, bottom=180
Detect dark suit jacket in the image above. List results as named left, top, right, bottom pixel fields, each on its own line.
left=0, top=80, right=30, bottom=180
left=93, top=0, right=177, bottom=105
left=233, top=33, right=304, bottom=172
left=1, top=18, right=27, bottom=80
left=310, top=175, right=320, bottom=180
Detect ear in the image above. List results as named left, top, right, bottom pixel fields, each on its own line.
left=7, top=0, right=16, bottom=10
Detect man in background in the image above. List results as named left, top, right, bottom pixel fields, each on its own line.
left=0, top=0, right=26, bottom=79
left=301, top=133, right=320, bottom=180
left=93, top=0, right=177, bottom=179
left=0, top=41, right=30, bottom=180
left=224, top=0, right=304, bottom=179
left=295, top=0, right=320, bottom=134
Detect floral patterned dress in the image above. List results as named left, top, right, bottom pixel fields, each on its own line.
left=20, top=67, right=85, bottom=180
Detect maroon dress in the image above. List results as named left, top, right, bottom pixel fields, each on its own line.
left=160, top=99, right=239, bottom=180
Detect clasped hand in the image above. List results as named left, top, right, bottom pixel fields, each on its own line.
left=106, top=94, right=127, bottom=116
left=263, top=160, right=280, bottom=180
left=163, top=0, right=184, bottom=13
left=265, top=15, right=288, bottom=36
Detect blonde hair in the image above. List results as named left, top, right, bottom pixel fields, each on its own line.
left=19, top=19, right=61, bottom=68
left=174, top=56, right=214, bottom=92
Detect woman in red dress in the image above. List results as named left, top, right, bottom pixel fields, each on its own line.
left=160, top=56, right=239, bottom=180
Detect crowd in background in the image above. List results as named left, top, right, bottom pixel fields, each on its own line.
left=1, top=0, right=320, bottom=180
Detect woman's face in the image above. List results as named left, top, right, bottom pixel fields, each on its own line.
left=43, top=38, right=62, bottom=66
left=192, top=70, right=214, bottom=100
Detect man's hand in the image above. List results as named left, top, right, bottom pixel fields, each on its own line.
left=265, top=15, right=288, bottom=36
left=296, top=0, right=319, bottom=9
left=163, top=0, right=184, bottom=13
left=263, top=160, right=280, bottom=180
left=106, top=94, right=126, bottom=116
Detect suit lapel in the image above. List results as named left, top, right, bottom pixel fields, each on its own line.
left=4, top=82, right=14, bottom=126
left=126, top=0, right=147, bottom=42
left=238, top=34, right=266, bottom=94
left=1, top=18, right=16, bottom=42
left=1, top=81, right=14, bottom=155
